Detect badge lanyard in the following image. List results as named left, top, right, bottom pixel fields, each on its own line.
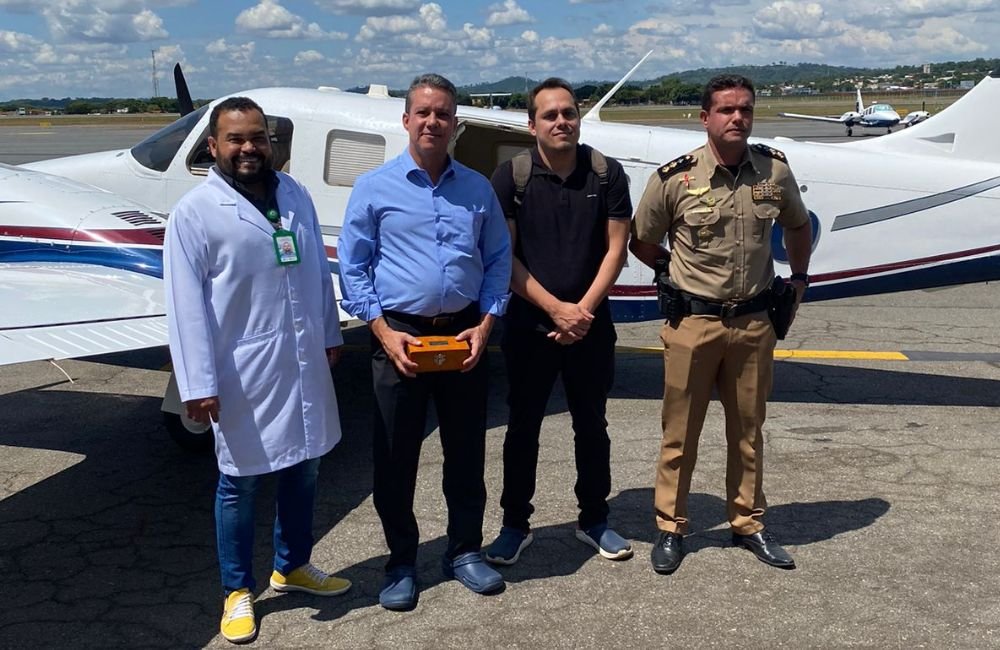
left=266, top=207, right=300, bottom=266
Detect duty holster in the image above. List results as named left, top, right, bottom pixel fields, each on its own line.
left=655, top=258, right=686, bottom=324
left=768, top=276, right=796, bottom=340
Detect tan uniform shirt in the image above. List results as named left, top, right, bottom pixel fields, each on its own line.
left=633, top=143, right=809, bottom=302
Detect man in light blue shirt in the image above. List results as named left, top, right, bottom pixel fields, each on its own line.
left=338, top=73, right=511, bottom=611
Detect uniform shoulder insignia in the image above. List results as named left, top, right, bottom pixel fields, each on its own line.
left=657, top=154, right=695, bottom=181
left=751, top=143, right=787, bottom=163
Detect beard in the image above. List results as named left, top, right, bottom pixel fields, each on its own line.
left=218, top=151, right=273, bottom=184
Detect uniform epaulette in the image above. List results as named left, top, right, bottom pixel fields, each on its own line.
left=750, top=143, right=787, bottom=163
left=657, top=154, right=695, bottom=181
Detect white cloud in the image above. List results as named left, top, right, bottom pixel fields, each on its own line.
left=357, top=2, right=447, bottom=40
left=205, top=38, right=228, bottom=55
left=485, top=0, right=532, bottom=27
left=43, top=3, right=169, bottom=43
left=628, top=17, right=686, bottom=37
left=752, top=1, right=842, bottom=39
left=236, top=0, right=346, bottom=39
left=0, top=30, right=43, bottom=52
left=313, top=0, right=421, bottom=16
left=294, top=49, right=326, bottom=64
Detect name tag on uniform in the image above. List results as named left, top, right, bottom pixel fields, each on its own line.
left=273, top=229, right=300, bottom=265
left=752, top=182, right=782, bottom=201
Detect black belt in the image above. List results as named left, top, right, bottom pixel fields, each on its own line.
left=384, top=303, right=477, bottom=329
left=683, top=289, right=771, bottom=319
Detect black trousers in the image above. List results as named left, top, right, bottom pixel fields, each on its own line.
left=371, top=305, right=488, bottom=570
left=500, top=317, right=616, bottom=531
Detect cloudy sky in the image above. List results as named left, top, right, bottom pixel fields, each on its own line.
left=1, top=0, right=998, bottom=100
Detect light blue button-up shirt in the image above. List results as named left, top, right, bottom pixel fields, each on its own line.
left=338, top=150, right=512, bottom=321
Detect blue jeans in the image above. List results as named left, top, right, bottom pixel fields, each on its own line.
left=215, top=457, right=321, bottom=595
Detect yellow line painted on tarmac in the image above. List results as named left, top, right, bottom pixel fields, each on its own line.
left=773, top=350, right=909, bottom=361
left=615, top=345, right=909, bottom=361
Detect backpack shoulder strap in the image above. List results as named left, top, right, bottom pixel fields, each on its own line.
left=511, top=150, right=533, bottom=207
left=588, top=146, right=609, bottom=186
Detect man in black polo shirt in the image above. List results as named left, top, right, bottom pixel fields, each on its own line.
left=485, top=78, right=633, bottom=565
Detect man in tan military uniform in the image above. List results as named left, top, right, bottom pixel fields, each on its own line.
left=629, top=74, right=812, bottom=574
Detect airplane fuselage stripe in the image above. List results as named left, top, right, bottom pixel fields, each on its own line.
left=832, top=175, right=1000, bottom=230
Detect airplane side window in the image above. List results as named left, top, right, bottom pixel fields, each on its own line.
left=185, top=114, right=294, bottom=176
left=324, top=130, right=386, bottom=186
left=130, top=105, right=209, bottom=172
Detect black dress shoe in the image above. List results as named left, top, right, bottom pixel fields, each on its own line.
left=732, top=530, right=795, bottom=569
left=651, top=531, right=684, bottom=574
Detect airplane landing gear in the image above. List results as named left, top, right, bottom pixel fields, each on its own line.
left=887, top=127, right=892, bottom=134
left=846, top=127, right=853, bottom=137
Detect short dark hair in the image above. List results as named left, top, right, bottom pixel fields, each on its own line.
left=528, top=77, right=578, bottom=121
left=701, top=75, right=755, bottom=112
left=209, top=96, right=267, bottom=138
left=405, top=73, right=457, bottom=112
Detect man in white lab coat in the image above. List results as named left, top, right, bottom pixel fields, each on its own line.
left=164, top=97, right=349, bottom=644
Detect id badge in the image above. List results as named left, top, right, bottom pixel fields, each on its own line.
left=272, top=229, right=300, bottom=265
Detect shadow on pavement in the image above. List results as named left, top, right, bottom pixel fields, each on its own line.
left=611, top=353, right=1000, bottom=407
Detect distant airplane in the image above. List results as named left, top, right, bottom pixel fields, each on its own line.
left=778, top=88, right=930, bottom=136
left=469, top=91, right=512, bottom=108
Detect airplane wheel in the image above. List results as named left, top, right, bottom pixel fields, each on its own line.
left=164, top=412, right=213, bottom=452
left=847, top=128, right=852, bottom=136
left=887, top=128, right=892, bottom=134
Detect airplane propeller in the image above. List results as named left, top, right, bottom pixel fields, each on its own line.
left=174, top=63, right=194, bottom=117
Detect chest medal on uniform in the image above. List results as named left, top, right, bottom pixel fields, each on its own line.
left=273, top=229, right=301, bottom=266
left=700, top=195, right=717, bottom=207
left=752, top=182, right=783, bottom=201
left=685, top=185, right=710, bottom=197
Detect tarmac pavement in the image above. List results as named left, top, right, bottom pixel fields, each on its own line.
left=2, top=119, right=999, bottom=648
left=3, top=282, right=1000, bottom=648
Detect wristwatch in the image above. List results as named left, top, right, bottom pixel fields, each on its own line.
left=790, top=272, right=810, bottom=286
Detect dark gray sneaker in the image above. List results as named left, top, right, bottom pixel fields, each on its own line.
left=484, top=527, right=534, bottom=565
left=575, top=523, right=633, bottom=560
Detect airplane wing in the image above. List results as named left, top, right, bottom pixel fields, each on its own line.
left=0, top=164, right=169, bottom=366
left=776, top=112, right=850, bottom=124
left=0, top=263, right=166, bottom=364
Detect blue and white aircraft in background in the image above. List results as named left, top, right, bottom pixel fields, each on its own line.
left=779, top=88, right=930, bottom=136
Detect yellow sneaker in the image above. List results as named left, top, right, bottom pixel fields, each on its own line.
left=269, top=563, right=351, bottom=596
left=220, top=588, right=256, bottom=644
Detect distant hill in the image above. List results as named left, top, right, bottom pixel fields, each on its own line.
left=462, top=76, right=541, bottom=94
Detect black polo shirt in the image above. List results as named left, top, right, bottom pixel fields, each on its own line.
left=490, top=144, right=632, bottom=331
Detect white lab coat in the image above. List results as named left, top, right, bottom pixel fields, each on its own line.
left=165, top=168, right=343, bottom=476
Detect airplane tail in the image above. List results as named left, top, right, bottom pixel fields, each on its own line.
left=848, top=70, right=1000, bottom=163
left=855, top=88, right=863, bottom=113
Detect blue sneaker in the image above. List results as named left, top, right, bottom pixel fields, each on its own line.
left=484, top=527, right=534, bottom=565
left=442, top=552, right=504, bottom=594
left=379, top=566, right=417, bottom=611
left=575, top=523, right=634, bottom=560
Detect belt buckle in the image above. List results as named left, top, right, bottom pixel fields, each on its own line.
left=430, top=315, right=451, bottom=327
left=720, top=301, right=738, bottom=319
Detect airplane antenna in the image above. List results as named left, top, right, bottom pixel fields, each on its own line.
left=151, top=49, right=159, bottom=97
left=582, top=50, right=654, bottom=123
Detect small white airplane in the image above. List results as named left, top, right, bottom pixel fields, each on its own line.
left=8, top=59, right=1000, bottom=447
left=778, top=88, right=930, bottom=136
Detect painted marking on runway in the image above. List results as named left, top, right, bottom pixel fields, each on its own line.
left=616, top=346, right=1000, bottom=362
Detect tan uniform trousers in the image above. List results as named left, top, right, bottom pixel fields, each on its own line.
left=655, top=311, right=776, bottom=535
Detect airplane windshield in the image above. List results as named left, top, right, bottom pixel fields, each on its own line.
left=871, top=104, right=893, bottom=112
left=130, top=105, right=210, bottom=172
